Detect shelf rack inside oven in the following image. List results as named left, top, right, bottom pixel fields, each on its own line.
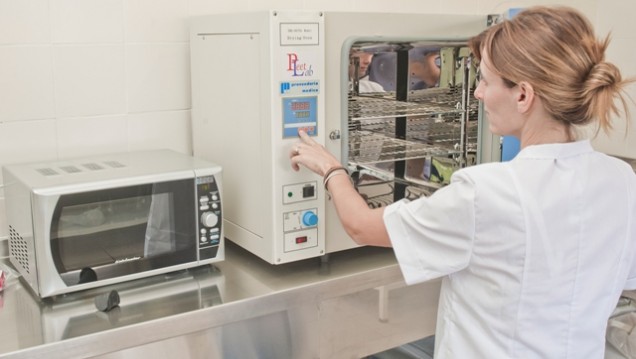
left=346, top=87, right=479, bottom=207
left=348, top=132, right=458, bottom=165
left=347, top=88, right=473, bottom=166
left=351, top=170, right=444, bottom=209
left=348, top=88, right=464, bottom=121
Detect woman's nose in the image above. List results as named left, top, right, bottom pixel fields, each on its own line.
left=474, top=83, right=484, bottom=100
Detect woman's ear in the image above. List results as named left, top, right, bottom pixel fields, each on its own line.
left=516, top=81, right=534, bottom=113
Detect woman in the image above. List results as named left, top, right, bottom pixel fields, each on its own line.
left=289, top=6, right=636, bottom=358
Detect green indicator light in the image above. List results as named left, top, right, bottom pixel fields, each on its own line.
left=288, top=192, right=293, bottom=197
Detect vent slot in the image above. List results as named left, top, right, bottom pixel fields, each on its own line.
left=36, top=168, right=59, bottom=176
left=60, top=165, right=82, bottom=174
left=82, top=162, right=104, bottom=171
left=8, top=225, right=30, bottom=275
left=104, top=161, right=126, bottom=168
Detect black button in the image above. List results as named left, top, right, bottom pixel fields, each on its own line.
left=302, top=185, right=315, bottom=198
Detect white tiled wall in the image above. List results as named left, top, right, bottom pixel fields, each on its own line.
left=0, top=0, right=634, bottom=247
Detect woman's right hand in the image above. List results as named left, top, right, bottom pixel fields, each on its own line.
left=289, top=130, right=343, bottom=177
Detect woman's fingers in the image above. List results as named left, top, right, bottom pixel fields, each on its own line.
left=298, top=129, right=317, bottom=146
left=291, top=130, right=341, bottom=176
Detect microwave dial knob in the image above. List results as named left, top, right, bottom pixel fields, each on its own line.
left=201, top=212, right=219, bottom=228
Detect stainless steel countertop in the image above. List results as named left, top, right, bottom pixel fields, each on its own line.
left=0, top=242, right=406, bottom=358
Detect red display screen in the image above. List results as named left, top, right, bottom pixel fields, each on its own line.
left=291, top=101, right=310, bottom=111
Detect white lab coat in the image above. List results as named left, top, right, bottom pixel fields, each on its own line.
left=384, top=140, right=636, bottom=358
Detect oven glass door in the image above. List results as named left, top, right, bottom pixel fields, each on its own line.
left=50, top=179, right=196, bottom=286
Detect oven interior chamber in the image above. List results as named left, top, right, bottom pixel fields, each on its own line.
left=344, top=40, right=480, bottom=207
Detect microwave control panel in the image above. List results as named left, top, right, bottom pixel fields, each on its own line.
left=196, top=175, right=222, bottom=260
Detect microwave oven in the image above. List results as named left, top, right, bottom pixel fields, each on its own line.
left=190, top=11, right=500, bottom=264
left=3, top=150, right=223, bottom=298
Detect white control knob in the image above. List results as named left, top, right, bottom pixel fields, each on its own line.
left=201, top=212, right=219, bottom=228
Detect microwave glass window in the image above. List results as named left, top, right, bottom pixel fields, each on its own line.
left=143, top=192, right=176, bottom=256
left=50, top=180, right=197, bottom=286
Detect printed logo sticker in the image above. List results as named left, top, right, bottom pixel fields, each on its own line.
left=280, top=80, right=320, bottom=96
left=287, top=53, right=314, bottom=77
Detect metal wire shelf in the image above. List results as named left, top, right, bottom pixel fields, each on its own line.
left=348, top=88, right=464, bottom=121
left=352, top=168, right=444, bottom=208
left=346, top=85, right=480, bottom=206
left=348, top=131, right=460, bottom=165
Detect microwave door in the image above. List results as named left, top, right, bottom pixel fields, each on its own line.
left=50, top=180, right=198, bottom=288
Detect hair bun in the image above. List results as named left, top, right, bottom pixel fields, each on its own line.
left=584, top=61, right=622, bottom=94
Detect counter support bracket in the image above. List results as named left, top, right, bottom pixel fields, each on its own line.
left=376, top=281, right=407, bottom=322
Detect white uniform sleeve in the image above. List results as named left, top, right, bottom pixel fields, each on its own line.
left=623, top=169, right=636, bottom=290
left=625, top=222, right=636, bottom=289
left=625, top=263, right=636, bottom=290
left=383, top=171, right=476, bottom=285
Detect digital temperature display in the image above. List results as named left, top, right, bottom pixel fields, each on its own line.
left=291, top=101, right=310, bottom=111
left=282, top=97, right=318, bottom=138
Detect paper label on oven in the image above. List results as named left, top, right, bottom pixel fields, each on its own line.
left=280, top=23, right=319, bottom=46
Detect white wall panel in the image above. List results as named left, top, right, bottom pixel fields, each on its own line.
left=56, top=115, right=128, bottom=158
left=0, top=0, right=50, bottom=45
left=597, top=0, right=636, bottom=38
left=127, top=110, right=192, bottom=154
left=0, top=119, right=58, bottom=178
left=0, top=46, right=55, bottom=122
left=189, top=0, right=249, bottom=15
left=53, top=45, right=126, bottom=117
left=125, top=0, right=189, bottom=42
left=51, top=0, right=124, bottom=44
left=441, top=0, right=481, bottom=15
left=351, top=0, right=442, bottom=13
left=302, top=0, right=354, bottom=11
left=126, top=43, right=191, bottom=113
left=247, top=0, right=299, bottom=11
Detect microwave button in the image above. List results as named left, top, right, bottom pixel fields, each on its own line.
left=209, top=228, right=219, bottom=234
left=199, top=196, right=210, bottom=204
left=201, top=211, right=219, bottom=228
left=211, top=193, right=219, bottom=201
left=200, top=236, right=207, bottom=243
left=211, top=203, right=219, bottom=210
left=200, top=204, right=210, bottom=211
left=200, top=228, right=207, bottom=235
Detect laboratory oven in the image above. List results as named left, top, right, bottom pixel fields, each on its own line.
left=190, top=11, right=499, bottom=264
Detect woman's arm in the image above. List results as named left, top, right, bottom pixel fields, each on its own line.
left=289, top=130, right=391, bottom=247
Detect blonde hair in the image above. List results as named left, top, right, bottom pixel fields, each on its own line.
left=469, top=6, right=633, bottom=134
